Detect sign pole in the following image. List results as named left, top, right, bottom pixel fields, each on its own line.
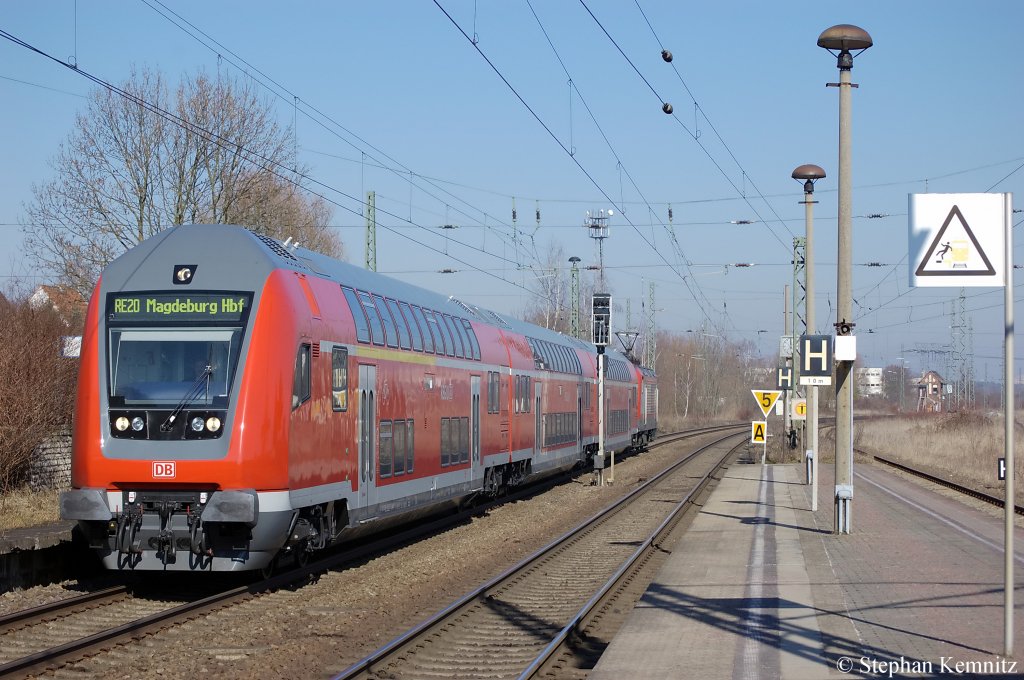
left=1002, top=194, right=1014, bottom=658
left=811, top=385, right=819, bottom=512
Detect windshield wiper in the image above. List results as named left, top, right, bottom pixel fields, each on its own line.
left=160, top=365, right=213, bottom=432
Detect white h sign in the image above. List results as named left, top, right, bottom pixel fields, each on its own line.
left=800, top=334, right=832, bottom=386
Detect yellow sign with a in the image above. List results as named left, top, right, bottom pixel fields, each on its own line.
left=751, top=421, right=766, bottom=444
left=751, top=389, right=782, bottom=417
left=791, top=398, right=807, bottom=421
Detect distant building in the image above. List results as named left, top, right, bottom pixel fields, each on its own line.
left=856, top=367, right=884, bottom=397
left=29, top=284, right=87, bottom=329
left=913, top=370, right=945, bottom=412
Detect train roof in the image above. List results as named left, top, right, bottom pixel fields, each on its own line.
left=105, top=224, right=640, bottom=367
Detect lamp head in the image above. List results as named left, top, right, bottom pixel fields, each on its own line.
left=792, top=164, right=826, bottom=194
left=817, top=24, right=872, bottom=70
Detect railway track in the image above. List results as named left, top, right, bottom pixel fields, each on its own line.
left=871, top=453, right=1024, bottom=516
left=336, top=429, right=746, bottom=680
left=0, top=424, right=741, bottom=678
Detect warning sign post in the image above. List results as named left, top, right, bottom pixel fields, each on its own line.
left=909, top=192, right=1015, bottom=657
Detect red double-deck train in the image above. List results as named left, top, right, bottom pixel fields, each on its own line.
left=60, top=225, right=658, bottom=572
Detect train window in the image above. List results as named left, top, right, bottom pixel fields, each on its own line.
left=356, top=291, right=385, bottom=346
left=524, top=376, right=531, bottom=412
left=432, top=311, right=455, bottom=357
left=398, top=301, right=422, bottom=351
left=292, top=343, right=310, bottom=410
left=341, top=287, right=370, bottom=344
left=487, top=372, right=499, bottom=413
left=424, top=310, right=448, bottom=355
left=332, top=347, right=348, bottom=411
left=459, top=417, right=469, bottom=464
left=440, top=417, right=452, bottom=467
left=451, top=316, right=470, bottom=358
left=373, top=294, right=399, bottom=349
left=405, top=419, right=415, bottom=473
left=385, top=299, right=411, bottom=350
left=393, top=419, right=406, bottom=475
left=442, top=314, right=464, bottom=358
left=514, top=375, right=521, bottom=414
left=410, top=305, right=433, bottom=354
left=453, top=317, right=472, bottom=360
left=461, top=319, right=481, bottom=360
left=379, top=420, right=393, bottom=478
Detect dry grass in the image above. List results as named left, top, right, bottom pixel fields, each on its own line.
left=855, top=412, right=1024, bottom=504
left=0, top=487, right=61, bottom=532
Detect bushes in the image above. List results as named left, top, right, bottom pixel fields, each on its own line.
left=0, top=295, right=80, bottom=493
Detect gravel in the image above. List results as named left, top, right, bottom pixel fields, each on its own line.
left=3, top=433, right=732, bottom=679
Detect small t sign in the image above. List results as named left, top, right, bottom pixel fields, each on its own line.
left=998, top=457, right=1006, bottom=481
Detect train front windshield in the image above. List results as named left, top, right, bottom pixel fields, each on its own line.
left=105, top=292, right=252, bottom=408
left=109, top=329, right=243, bottom=407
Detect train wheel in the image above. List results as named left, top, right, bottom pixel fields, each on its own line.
left=259, top=554, right=278, bottom=580
left=293, top=539, right=311, bottom=568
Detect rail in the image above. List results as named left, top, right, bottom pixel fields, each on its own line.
left=872, top=453, right=1023, bottom=516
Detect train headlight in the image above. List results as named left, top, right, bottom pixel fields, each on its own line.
left=190, top=416, right=205, bottom=432
left=115, top=416, right=130, bottom=432
left=131, top=416, right=145, bottom=432
left=205, top=417, right=222, bottom=433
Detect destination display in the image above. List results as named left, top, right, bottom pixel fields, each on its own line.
left=107, top=292, right=252, bottom=323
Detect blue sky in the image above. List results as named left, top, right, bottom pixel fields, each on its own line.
left=1, top=1, right=1022, bottom=382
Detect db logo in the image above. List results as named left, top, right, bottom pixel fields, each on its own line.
left=152, top=461, right=176, bottom=479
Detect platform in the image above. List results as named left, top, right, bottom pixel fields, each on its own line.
left=590, top=458, right=1024, bottom=679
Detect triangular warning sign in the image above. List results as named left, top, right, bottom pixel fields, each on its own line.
left=751, top=389, right=782, bottom=417
left=915, top=205, right=996, bottom=277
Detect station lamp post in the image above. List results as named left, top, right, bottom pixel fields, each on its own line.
left=792, top=164, right=825, bottom=512
left=818, top=24, right=872, bottom=534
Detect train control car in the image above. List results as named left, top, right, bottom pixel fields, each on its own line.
left=60, top=224, right=658, bottom=572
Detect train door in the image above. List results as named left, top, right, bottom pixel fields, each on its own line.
left=577, top=383, right=583, bottom=454
left=534, top=381, right=542, bottom=457
left=471, top=375, right=481, bottom=474
left=358, top=364, right=377, bottom=510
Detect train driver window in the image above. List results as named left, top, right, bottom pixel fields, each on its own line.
left=292, top=343, right=311, bottom=409
left=332, top=347, right=348, bottom=411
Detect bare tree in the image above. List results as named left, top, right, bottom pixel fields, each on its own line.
left=24, top=68, right=341, bottom=296
left=222, top=171, right=342, bottom=259
left=0, top=292, right=79, bottom=492
left=521, top=240, right=569, bottom=332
